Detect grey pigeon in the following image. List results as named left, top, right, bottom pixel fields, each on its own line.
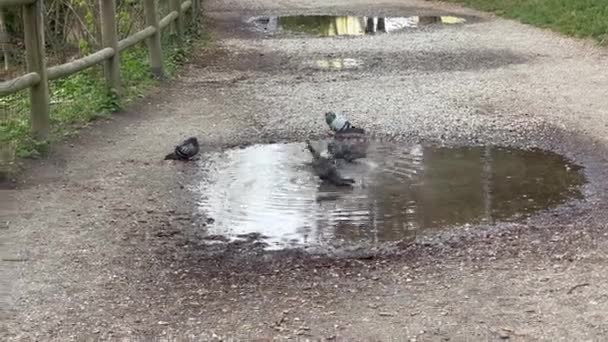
left=325, top=111, right=365, bottom=134
left=164, top=137, right=199, bottom=161
left=306, top=140, right=355, bottom=187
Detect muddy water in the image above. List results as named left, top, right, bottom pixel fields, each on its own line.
left=248, top=15, right=469, bottom=36
left=192, top=142, right=585, bottom=249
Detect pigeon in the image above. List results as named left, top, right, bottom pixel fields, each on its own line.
left=325, top=111, right=365, bottom=134
left=164, top=137, right=200, bottom=161
left=305, top=140, right=355, bottom=187
left=328, top=131, right=370, bottom=162
left=325, top=111, right=369, bottom=161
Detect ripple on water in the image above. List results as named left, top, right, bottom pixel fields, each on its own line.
left=192, top=142, right=585, bottom=250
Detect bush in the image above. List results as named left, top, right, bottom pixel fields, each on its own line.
left=0, top=16, right=204, bottom=161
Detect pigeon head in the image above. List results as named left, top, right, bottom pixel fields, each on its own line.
left=325, top=112, right=336, bottom=125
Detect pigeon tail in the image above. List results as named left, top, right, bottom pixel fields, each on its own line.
left=164, top=152, right=180, bottom=160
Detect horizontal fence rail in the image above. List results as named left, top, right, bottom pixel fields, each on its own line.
left=47, top=48, right=116, bottom=81
left=0, top=72, right=39, bottom=96
left=118, top=26, right=157, bottom=52
left=0, top=0, right=198, bottom=140
left=159, top=11, right=179, bottom=29
left=0, top=0, right=36, bottom=7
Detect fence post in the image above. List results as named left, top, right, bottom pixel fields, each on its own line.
left=144, top=0, right=164, bottom=78
left=22, top=0, right=50, bottom=140
left=99, top=0, right=121, bottom=95
left=170, top=0, right=183, bottom=43
left=193, top=0, right=202, bottom=35
left=192, top=0, right=198, bottom=20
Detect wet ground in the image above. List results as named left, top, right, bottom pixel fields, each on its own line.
left=4, top=0, right=608, bottom=340
left=194, top=142, right=585, bottom=250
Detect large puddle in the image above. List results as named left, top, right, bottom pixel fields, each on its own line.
left=248, top=15, right=469, bottom=36
left=192, top=142, right=585, bottom=250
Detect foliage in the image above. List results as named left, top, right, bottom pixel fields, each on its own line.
left=0, top=0, right=147, bottom=68
left=447, top=0, right=608, bottom=44
left=0, top=15, right=205, bottom=159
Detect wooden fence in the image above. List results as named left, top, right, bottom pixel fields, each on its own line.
left=0, top=0, right=199, bottom=140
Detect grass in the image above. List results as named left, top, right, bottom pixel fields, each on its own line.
left=447, top=0, right=608, bottom=44
left=0, top=17, right=207, bottom=160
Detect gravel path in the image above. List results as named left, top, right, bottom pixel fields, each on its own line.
left=3, top=0, right=608, bottom=340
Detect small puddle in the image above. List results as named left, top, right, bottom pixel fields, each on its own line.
left=248, top=15, right=469, bottom=36
left=309, top=57, right=363, bottom=70
left=192, top=142, right=585, bottom=250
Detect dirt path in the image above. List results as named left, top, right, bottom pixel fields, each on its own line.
left=3, top=0, right=608, bottom=340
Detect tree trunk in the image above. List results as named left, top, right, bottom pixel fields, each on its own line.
left=377, top=17, right=386, bottom=33
left=365, top=17, right=374, bottom=33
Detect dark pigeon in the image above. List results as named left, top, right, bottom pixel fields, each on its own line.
left=324, top=111, right=368, bottom=162
left=164, top=137, right=199, bottom=161
left=328, top=132, right=369, bottom=162
left=306, top=140, right=355, bottom=187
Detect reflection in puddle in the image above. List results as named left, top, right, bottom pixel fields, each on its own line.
left=249, top=15, right=468, bottom=36
left=310, top=58, right=363, bottom=70
left=193, top=142, right=585, bottom=250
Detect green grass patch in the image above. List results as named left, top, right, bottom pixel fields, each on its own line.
left=0, top=17, right=208, bottom=160
left=447, top=0, right=608, bottom=43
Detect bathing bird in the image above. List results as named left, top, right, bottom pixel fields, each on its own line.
left=328, top=131, right=370, bottom=162
left=164, top=137, right=200, bottom=161
left=306, top=140, right=355, bottom=187
left=325, top=111, right=369, bottom=161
